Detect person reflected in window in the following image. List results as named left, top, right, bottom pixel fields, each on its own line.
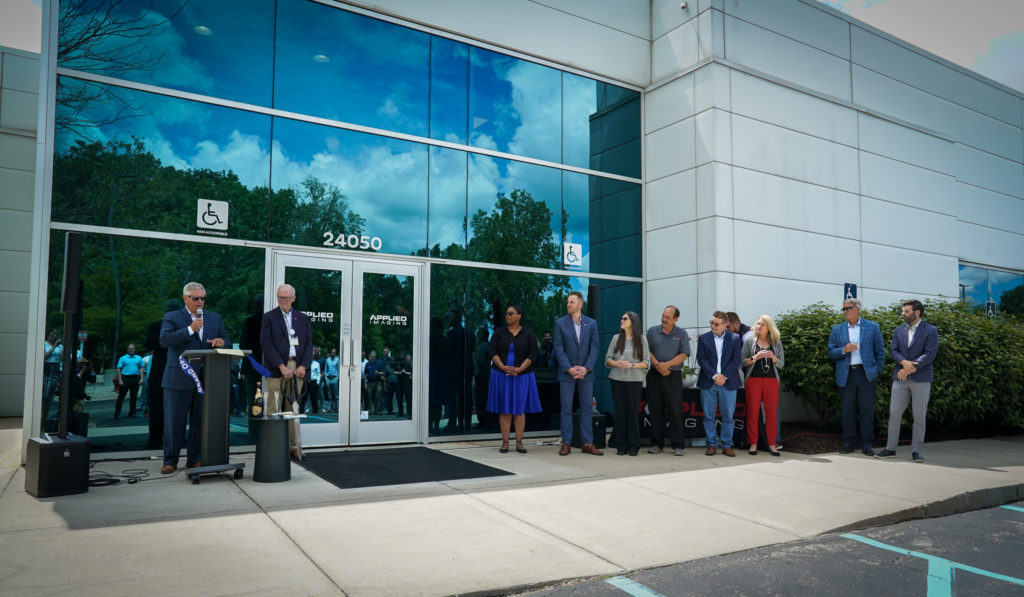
left=41, top=328, right=63, bottom=421
left=487, top=305, right=542, bottom=454
left=394, top=352, right=413, bottom=418
left=741, top=315, right=785, bottom=456
left=114, top=343, right=145, bottom=418
left=473, top=328, right=492, bottom=430
left=605, top=311, right=649, bottom=456
left=324, top=348, right=340, bottom=413
left=364, top=351, right=385, bottom=415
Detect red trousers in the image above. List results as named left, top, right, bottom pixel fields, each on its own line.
left=745, top=376, right=779, bottom=447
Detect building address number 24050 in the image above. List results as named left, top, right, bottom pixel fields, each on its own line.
left=322, top=232, right=383, bottom=251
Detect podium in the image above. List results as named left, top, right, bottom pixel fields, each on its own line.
left=181, top=348, right=247, bottom=484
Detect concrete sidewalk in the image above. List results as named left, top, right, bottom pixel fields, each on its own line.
left=1, top=418, right=1022, bottom=597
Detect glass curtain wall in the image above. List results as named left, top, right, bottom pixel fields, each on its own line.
left=49, top=0, right=643, bottom=446
left=959, top=264, right=1024, bottom=315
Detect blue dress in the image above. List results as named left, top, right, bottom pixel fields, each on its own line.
left=486, top=343, right=542, bottom=415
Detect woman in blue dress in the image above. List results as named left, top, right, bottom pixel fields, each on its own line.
left=487, top=305, right=542, bottom=453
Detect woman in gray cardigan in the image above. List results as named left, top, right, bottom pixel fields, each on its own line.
left=605, top=311, right=650, bottom=456
left=741, top=314, right=785, bottom=456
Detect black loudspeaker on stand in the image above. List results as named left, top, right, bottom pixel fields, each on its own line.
left=25, top=232, right=91, bottom=498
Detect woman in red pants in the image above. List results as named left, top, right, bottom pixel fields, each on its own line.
left=741, top=315, right=785, bottom=456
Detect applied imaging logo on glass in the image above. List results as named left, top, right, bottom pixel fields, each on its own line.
left=562, top=242, right=582, bottom=268
left=196, top=199, right=229, bottom=235
left=369, top=314, right=407, bottom=326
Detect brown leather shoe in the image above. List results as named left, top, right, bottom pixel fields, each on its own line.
left=186, top=461, right=202, bottom=469
left=558, top=442, right=571, bottom=456
left=705, top=446, right=716, bottom=456
left=722, top=448, right=736, bottom=457
left=160, top=464, right=176, bottom=474
left=581, top=443, right=604, bottom=456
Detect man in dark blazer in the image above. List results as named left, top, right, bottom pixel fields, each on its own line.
left=876, top=299, right=938, bottom=462
left=696, top=310, right=742, bottom=456
left=260, top=284, right=313, bottom=457
left=553, top=291, right=603, bottom=455
left=828, top=297, right=885, bottom=456
left=159, top=282, right=229, bottom=474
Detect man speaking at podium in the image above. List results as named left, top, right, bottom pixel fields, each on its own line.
left=159, top=282, right=229, bottom=474
left=260, top=284, right=313, bottom=458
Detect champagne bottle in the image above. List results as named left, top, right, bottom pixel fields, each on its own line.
left=251, top=382, right=264, bottom=417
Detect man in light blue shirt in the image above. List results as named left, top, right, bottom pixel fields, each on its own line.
left=827, top=298, right=885, bottom=456
left=115, top=344, right=145, bottom=418
left=324, top=348, right=340, bottom=412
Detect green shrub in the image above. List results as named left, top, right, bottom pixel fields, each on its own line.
left=775, top=300, right=1024, bottom=434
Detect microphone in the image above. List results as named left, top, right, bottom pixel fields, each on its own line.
left=197, top=308, right=204, bottom=318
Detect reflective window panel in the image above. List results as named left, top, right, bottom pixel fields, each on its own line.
left=428, top=264, right=640, bottom=436
left=52, top=78, right=272, bottom=240
left=58, top=0, right=274, bottom=106
left=274, top=0, right=429, bottom=136
left=42, top=231, right=264, bottom=453
left=269, top=117, right=428, bottom=256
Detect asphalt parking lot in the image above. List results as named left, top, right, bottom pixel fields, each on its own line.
left=522, top=501, right=1024, bottom=597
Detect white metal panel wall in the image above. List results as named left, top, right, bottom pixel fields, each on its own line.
left=0, top=48, right=38, bottom=416
left=346, top=0, right=652, bottom=87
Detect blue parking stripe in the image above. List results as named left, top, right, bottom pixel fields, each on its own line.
left=843, top=533, right=1024, bottom=596
left=1001, top=505, right=1024, bottom=514
left=605, top=576, right=667, bottom=597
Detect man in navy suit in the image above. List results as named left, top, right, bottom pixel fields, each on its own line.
left=553, top=291, right=603, bottom=455
left=696, top=310, right=742, bottom=456
left=260, top=284, right=313, bottom=457
left=828, top=297, right=885, bottom=456
left=876, top=299, right=938, bottom=462
left=159, top=282, right=229, bottom=474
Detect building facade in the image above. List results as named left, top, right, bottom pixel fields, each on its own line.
left=8, top=0, right=1023, bottom=458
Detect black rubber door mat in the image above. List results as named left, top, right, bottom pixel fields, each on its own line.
left=296, top=446, right=513, bottom=489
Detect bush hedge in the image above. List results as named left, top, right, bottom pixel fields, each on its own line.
left=775, top=300, right=1024, bottom=434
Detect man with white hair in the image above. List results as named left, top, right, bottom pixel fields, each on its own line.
left=261, top=284, right=313, bottom=458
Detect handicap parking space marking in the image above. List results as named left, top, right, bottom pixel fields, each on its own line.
left=605, top=575, right=666, bottom=597
left=842, top=533, right=1024, bottom=597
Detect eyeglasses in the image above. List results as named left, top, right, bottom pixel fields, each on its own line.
left=277, top=295, right=294, bottom=301
left=505, top=312, right=518, bottom=317
left=620, top=316, right=629, bottom=321
left=842, top=306, right=856, bottom=311
left=187, top=295, right=207, bottom=302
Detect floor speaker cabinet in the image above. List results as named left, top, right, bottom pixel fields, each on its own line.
left=570, top=412, right=607, bottom=449
left=25, top=433, right=91, bottom=498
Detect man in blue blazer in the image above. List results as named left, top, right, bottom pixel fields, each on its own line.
left=876, top=299, right=938, bottom=462
left=553, top=291, right=603, bottom=455
left=260, top=284, right=313, bottom=457
left=696, top=311, right=742, bottom=456
left=159, top=282, right=229, bottom=474
left=827, top=298, right=885, bottom=455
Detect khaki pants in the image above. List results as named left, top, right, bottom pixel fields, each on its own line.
left=264, top=359, right=305, bottom=448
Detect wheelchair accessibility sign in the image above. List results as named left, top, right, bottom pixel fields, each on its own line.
left=562, top=242, right=582, bottom=268
left=196, top=199, right=229, bottom=233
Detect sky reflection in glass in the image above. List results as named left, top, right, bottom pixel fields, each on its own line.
left=58, top=0, right=274, bottom=106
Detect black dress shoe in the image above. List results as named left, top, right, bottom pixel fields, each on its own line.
left=616, top=448, right=627, bottom=455
left=628, top=447, right=638, bottom=456
left=862, top=448, right=875, bottom=457
left=838, top=445, right=854, bottom=454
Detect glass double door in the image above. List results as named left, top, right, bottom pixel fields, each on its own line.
left=271, top=251, right=421, bottom=446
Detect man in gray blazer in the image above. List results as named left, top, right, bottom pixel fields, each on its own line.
left=553, top=291, right=603, bottom=455
left=159, top=282, right=229, bottom=474
left=876, top=299, right=938, bottom=462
